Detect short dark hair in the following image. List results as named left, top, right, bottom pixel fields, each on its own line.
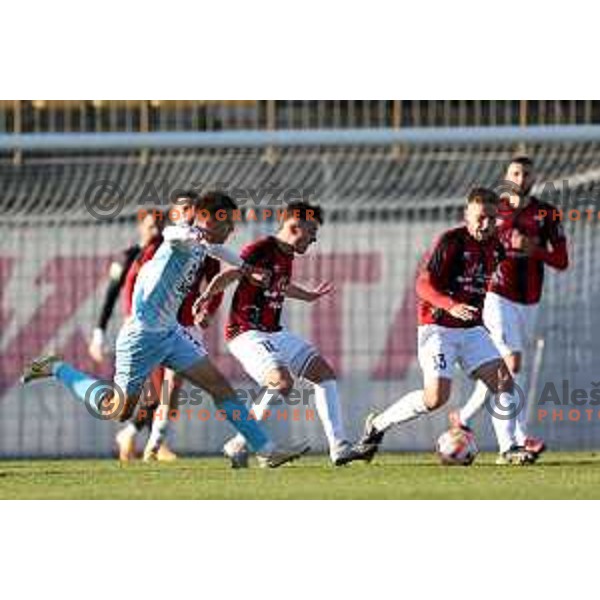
left=285, top=201, right=324, bottom=225
left=506, top=155, right=533, bottom=172
left=171, top=190, right=200, bottom=205
left=197, top=191, right=239, bottom=216
left=467, top=187, right=498, bottom=206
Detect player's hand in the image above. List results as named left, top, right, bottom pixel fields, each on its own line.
left=448, top=303, right=479, bottom=322
left=242, top=265, right=271, bottom=287
left=511, top=229, right=534, bottom=255
left=88, top=341, right=105, bottom=363
left=192, top=295, right=209, bottom=318
left=306, top=281, right=334, bottom=301
left=194, top=309, right=212, bottom=329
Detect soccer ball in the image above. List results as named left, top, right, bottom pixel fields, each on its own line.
left=436, top=428, right=479, bottom=466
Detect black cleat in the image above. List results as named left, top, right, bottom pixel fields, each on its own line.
left=355, top=412, right=385, bottom=463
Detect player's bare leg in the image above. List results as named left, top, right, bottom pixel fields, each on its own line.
left=21, top=355, right=142, bottom=422
left=181, top=358, right=309, bottom=468
left=356, top=378, right=451, bottom=462
left=116, top=371, right=162, bottom=461
left=456, top=352, right=543, bottom=460
left=471, top=359, right=534, bottom=465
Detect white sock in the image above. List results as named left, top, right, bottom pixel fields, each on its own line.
left=490, top=390, right=518, bottom=453
left=459, top=380, right=489, bottom=426
left=120, top=422, right=138, bottom=439
left=313, top=379, right=346, bottom=452
left=147, top=408, right=171, bottom=452
left=372, top=390, right=428, bottom=432
left=513, top=369, right=528, bottom=445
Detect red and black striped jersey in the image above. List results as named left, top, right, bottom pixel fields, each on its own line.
left=490, top=196, right=567, bottom=304
left=225, top=236, right=294, bottom=341
left=417, top=226, right=504, bottom=328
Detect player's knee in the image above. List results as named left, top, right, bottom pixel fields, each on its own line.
left=497, top=365, right=514, bottom=394
left=277, top=375, right=294, bottom=397
left=266, top=370, right=294, bottom=396
left=303, top=356, right=336, bottom=383
left=505, top=353, right=522, bottom=375
left=423, top=384, right=449, bottom=410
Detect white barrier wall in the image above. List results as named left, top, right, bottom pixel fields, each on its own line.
left=0, top=217, right=596, bottom=456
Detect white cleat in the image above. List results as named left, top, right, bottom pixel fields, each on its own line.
left=496, top=446, right=536, bottom=465
left=223, top=437, right=250, bottom=469
left=256, top=441, right=310, bottom=469
left=330, top=440, right=373, bottom=466
left=20, top=355, right=61, bottom=385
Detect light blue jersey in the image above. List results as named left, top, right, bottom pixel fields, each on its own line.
left=112, top=223, right=244, bottom=395
left=131, top=224, right=207, bottom=330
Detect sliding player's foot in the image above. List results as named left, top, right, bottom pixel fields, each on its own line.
left=156, top=444, right=178, bottom=462
left=115, top=427, right=136, bottom=462
left=331, top=440, right=374, bottom=466
left=20, top=355, right=61, bottom=385
left=257, top=441, right=310, bottom=469
left=523, top=436, right=545, bottom=458
left=142, top=441, right=176, bottom=462
left=223, top=437, right=250, bottom=469
left=496, top=446, right=536, bottom=465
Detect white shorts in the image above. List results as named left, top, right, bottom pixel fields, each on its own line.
left=227, top=329, right=319, bottom=385
left=483, top=291, right=539, bottom=357
left=417, top=324, right=501, bottom=384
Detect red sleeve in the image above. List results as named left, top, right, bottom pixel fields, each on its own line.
left=416, top=270, right=455, bottom=311
left=416, top=233, right=459, bottom=310
left=534, top=215, right=569, bottom=270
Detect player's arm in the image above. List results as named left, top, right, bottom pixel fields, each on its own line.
left=511, top=219, right=569, bottom=270
left=197, top=267, right=244, bottom=302
left=163, top=224, right=204, bottom=248
left=416, top=234, right=478, bottom=322
left=192, top=239, right=268, bottom=320
left=89, top=247, right=137, bottom=362
left=194, top=258, right=223, bottom=328
left=191, top=266, right=266, bottom=325
left=286, top=281, right=334, bottom=302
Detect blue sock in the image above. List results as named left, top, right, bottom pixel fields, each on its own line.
left=220, top=398, right=270, bottom=452
left=53, top=361, right=107, bottom=414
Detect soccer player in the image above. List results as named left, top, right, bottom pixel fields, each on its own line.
left=452, top=156, right=569, bottom=463
left=197, top=201, right=371, bottom=467
left=355, top=188, right=530, bottom=463
left=112, top=195, right=224, bottom=462
left=21, top=192, right=307, bottom=468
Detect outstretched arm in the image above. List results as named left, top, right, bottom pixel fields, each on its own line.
left=192, top=265, right=266, bottom=322
left=195, top=267, right=243, bottom=304
left=286, top=281, right=334, bottom=302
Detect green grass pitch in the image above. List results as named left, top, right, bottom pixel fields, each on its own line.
left=1, top=452, right=600, bottom=499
